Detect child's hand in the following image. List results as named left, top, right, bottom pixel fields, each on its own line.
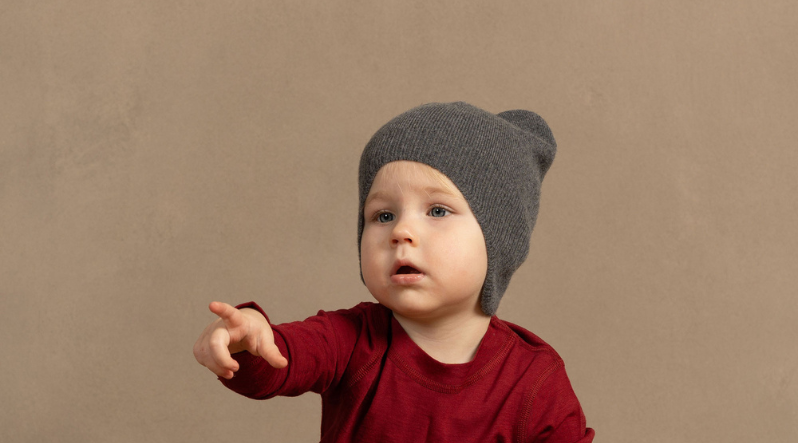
left=193, top=301, right=288, bottom=379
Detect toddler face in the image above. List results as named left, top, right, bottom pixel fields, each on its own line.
left=360, top=161, right=488, bottom=322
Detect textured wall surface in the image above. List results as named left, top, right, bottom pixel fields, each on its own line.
left=2, top=1, right=797, bottom=442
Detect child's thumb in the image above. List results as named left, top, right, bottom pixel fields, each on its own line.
left=259, top=336, right=288, bottom=369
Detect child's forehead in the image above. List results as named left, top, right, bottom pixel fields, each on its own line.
left=373, top=161, right=457, bottom=189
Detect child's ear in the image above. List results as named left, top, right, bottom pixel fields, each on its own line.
left=497, top=109, right=557, bottom=176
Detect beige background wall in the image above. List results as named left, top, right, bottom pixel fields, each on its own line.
left=2, top=1, right=796, bottom=442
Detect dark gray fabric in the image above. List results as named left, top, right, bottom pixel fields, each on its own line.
left=357, top=102, right=556, bottom=316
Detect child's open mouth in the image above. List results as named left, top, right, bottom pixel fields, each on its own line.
left=391, top=262, right=425, bottom=285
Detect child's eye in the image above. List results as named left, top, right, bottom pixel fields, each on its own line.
left=429, top=207, right=449, bottom=218
left=375, top=212, right=395, bottom=223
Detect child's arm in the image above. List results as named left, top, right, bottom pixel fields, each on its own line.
left=526, top=363, right=595, bottom=442
left=193, top=301, right=288, bottom=380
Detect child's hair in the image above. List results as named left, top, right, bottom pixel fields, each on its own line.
left=357, top=102, right=557, bottom=316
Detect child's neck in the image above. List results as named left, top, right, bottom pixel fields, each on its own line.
left=393, top=308, right=492, bottom=364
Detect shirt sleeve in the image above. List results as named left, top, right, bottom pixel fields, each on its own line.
left=219, top=302, right=367, bottom=399
left=525, top=362, right=595, bottom=443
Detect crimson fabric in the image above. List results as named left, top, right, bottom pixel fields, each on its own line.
left=221, top=302, right=594, bottom=443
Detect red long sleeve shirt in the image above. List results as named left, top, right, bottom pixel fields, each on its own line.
left=222, top=302, right=594, bottom=442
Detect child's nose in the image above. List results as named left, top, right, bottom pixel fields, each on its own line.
left=390, top=219, right=416, bottom=246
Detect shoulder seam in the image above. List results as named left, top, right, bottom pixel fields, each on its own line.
left=515, top=358, right=564, bottom=443
left=342, top=303, right=390, bottom=389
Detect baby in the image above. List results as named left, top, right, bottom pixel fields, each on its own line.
left=194, top=102, right=594, bottom=442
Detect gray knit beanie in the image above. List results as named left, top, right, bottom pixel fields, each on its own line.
left=357, top=102, right=556, bottom=316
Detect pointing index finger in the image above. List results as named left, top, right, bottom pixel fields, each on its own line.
left=209, top=301, right=244, bottom=327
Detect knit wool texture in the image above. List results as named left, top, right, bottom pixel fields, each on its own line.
left=358, top=102, right=557, bottom=316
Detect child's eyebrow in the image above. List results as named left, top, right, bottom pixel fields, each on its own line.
left=421, top=186, right=459, bottom=199
left=365, top=186, right=459, bottom=207
left=364, top=190, right=389, bottom=207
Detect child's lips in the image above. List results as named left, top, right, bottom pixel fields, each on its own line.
left=390, top=260, right=425, bottom=285
left=390, top=272, right=425, bottom=285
